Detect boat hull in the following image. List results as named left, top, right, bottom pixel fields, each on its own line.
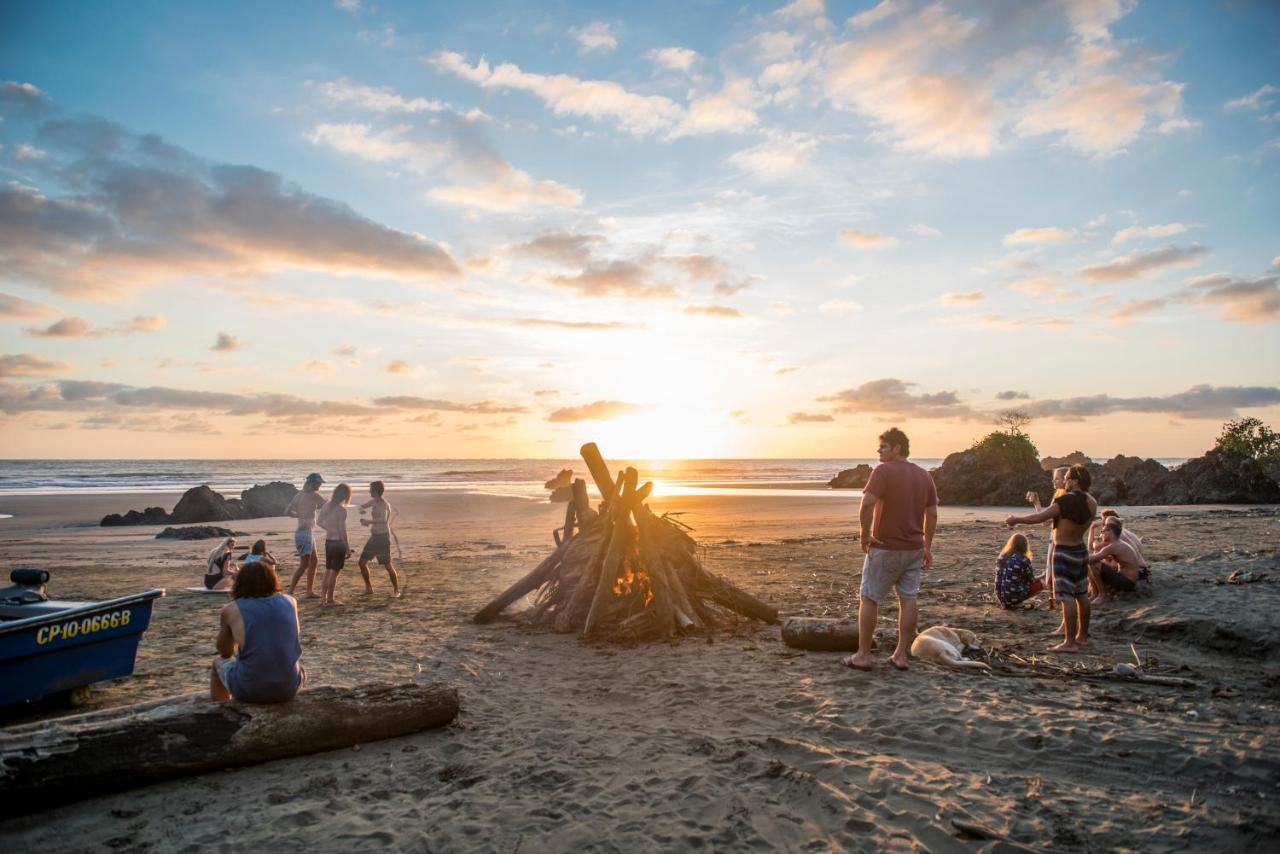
left=0, top=590, right=164, bottom=706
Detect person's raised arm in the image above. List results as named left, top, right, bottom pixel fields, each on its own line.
left=1087, top=541, right=1116, bottom=565
left=923, top=504, right=937, bottom=568
left=1006, top=504, right=1058, bottom=528
left=858, top=490, right=880, bottom=553
left=216, top=603, right=236, bottom=658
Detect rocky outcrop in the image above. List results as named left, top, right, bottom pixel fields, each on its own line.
left=828, top=465, right=873, bottom=489
left=1092, top=456, right=1172, bottom=506
left=1041, top=451, right=1095, bottom=472
left=932, top=435, right=1052, bottom=506
left=240, top=481, right=298, bottom=518
left=155, top=526, right=246, bottom=540
left=100, top=482, right=301, bottom=527
left=549, top=485, right=573, bottom=502
left=1163, top=450, right=1280, bottom=504
left=544, top=469, right=573, bottom=490
left=100, top=507, right=168, bottom=527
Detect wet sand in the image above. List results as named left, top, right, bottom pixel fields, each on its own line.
left=1, top=490, right=1278, bottom=851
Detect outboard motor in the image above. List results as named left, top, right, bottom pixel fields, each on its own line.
left=0, top=568, right=50, bottom=605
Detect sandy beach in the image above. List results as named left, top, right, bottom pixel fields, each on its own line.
left=1, top=489, right=1278, bottom=851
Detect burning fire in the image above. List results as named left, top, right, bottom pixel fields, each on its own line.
left=612, top=560, right=654, bottom=607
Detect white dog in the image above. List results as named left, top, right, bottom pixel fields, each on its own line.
left=910, top=625, right=992, bottom=672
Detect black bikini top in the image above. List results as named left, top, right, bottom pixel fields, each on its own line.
left=1053, top=491, right=1093, bottom=527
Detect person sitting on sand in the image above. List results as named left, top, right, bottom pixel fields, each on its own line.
left=241, top=538, right=276, bottom=568
left=210, top=561, right=304, bottom=703
left=1091, top=509, right=1150, bottom=580
left=286, top=473, right=326, bottom=599
left=357, top=480, right=400, bottom=598
left=317, top=483, right=352, bottom=607
left=995, top=533, right=1044, bottom=609
left=1006, top=464, right=1097, bottom=653
left=1087, top=519, right=1142, bottom=604
left=205, top=536, right=238, bottom=591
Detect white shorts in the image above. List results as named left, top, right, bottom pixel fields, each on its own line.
left=859, top=548, right=923, bottom=603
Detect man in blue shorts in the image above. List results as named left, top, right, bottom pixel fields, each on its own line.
left=285, top=473, right=326, bottom=599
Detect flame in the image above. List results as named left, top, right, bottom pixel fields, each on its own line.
left=612, top=559, right=654, bottom=607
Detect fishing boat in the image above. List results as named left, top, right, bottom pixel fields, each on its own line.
left=0, top=569, right=164, bottom=706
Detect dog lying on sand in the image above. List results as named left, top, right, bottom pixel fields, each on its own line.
left=910, top=626, right=992, bottom=672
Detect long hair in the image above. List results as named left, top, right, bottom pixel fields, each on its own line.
left=1052, top=466, right=1069, bottom=499
left=232, top=561, right=281, bottom=599
left=1001, top=532, right=1032, bottom=560
left=1066, top=463, right=1092, bottom=492
left=319, top=483, right=352, bottom=526
left=207, top=536, right=235, bottom=571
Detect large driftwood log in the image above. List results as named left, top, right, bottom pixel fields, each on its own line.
left=0, top=682, right=458, bottom=816
left=580, top=442, right=616, bottom=500
left=782, top=617, right=860, bottom=651
left=556, top=471, right=625, bottom=632
left=473, top=536, right=572, bottom=624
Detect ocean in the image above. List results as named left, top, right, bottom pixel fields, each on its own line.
left=0, top=457, right=1190, bottom=502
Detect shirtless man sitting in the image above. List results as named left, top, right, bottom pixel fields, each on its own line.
left=1091, top=509, right=1149, bottom=577
left=1087, top=519, right=1142, bottom=604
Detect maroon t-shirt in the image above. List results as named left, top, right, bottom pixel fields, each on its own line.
left=864, top=459, right=938, bottom=550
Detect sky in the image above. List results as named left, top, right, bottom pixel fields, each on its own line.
left=1, top=0, right=1278, bottom=460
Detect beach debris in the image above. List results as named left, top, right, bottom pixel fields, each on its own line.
left=474, top=442, right=779, bottom=640
left=155, top=525, right=247, bottom=540
left=782, top=616, right=865, bottom=652
left=0, top=681, right=459, bottom=816
left=1224, top=568, right=1268, bottom=584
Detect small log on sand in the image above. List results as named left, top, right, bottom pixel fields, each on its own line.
left=0, top=682, right=458, bottom=816
left=782, top=617, right=859, bottom=651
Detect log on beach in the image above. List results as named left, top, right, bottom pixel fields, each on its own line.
left=782, top=617, right=860, bottom=651
left=0, top=682, right=459, bottom=816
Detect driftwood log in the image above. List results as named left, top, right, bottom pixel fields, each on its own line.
left=474, top=443, right=779, bottom=641
left=0, top=682, right=458, bottom=816
left=782, top=617, right=859, bottom=651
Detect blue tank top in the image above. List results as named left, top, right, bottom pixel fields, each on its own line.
left=226, top=593, right=303, bottom=703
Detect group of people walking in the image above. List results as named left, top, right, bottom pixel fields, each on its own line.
left=843, top=428, right=1151, bottom=671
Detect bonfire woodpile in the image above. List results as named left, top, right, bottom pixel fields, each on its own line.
left=474, top=443, right=779, bottom=641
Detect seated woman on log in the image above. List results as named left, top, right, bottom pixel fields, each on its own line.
left=211, top=561, right=305, bottom=703
left=205, top=537, right=238, bottom=591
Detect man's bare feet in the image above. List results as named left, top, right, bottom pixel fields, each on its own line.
left=889, top=655, right=909, bottom=671
left=322, top=600, right=345, bottom=607
left=1048, top=640, right=1080, bottom=653
left=1049, top=624, right=1066, bottom=637
left=391, top=590, right=402, bottom=599
left=304, top=592, right=319, bottom=599
left=359, top=589, right=374, bottom=596
left=841, top=654, right=874, bottom=671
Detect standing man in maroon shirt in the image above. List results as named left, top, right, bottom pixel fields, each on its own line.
left=842, top=427, right=938, bottom=672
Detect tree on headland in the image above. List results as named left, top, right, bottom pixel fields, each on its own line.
left=996, top=409, right=1032, bottom=437
left=1215, top=417, right=1280, bottom=484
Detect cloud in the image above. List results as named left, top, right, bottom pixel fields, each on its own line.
left=1111, top=222, right=1187, bottom=245
left=670, top=80, right=759, bottom=138
left=1010, top=277, right=1077, bottom=302
left=1018, top=75, right=1188, bottom=155
left=534, top=389, right=559, bottom=397
left=713, top=278, right=756, bottom=297
left=548, top=400, right=643, bottom=422
left=824, top=5, right=998, bottom=157
left=545, top=261, right=677, bottom=299
left=2, top=119, right=459, bottom=297
left=212, top=333, right=243, bottom=352
left=318, top=78, right=447, bottom=113
left=1079, top=244, right=1209, bottom=282
left=820, top=299, right=863, bottom=314
left=1110, top=297, right=1167, bottom=324
left=0, top=353, right=70, bottom=377
left=13, top=144, right=47, bottom=161
left=384, top=359, right=410, bottom=373
left=571, top=22, right=617, bottom=54
left=370, top=396, right=526, bottom=414
left=1225, top=84, right=1279, bottom=112
left=333, top=344, right=357, bottom=356
left=684, top=304, right=743, bottom=318
left=306, top=123, right=442, bottom=172
left=995, top=390, right=1030, bottom=400
left=26, top=314, right=166, bottom=338
left=817, top=377, right=979, bottom=419
left=511, top=230, right=606, bottom=266
left=939, top=290, right=984, bottom=305
left=1003, top=227, right=1072, bottom=246
left=909, top=223, right=940, bottom=237
left=428, top=168, right=583, bottom=213
left=499, top=318, right=643, bottom=331
left=788, top=412, right=834, bottom=424
left=728, top=133, right=816, bottom=179
left=849, top=0, right=901, bottom=29
left=647, top=47, right=697, bottom=73
left=1185, top=274, right=1280, bottom=323
left=1025, top=384, right=1280, bottom=420
left=429, top=51, right=683, bottom=136
left=334, top=0, right=361, bottom=12
left=840, top=228, right=897, bottom=249
left=301, top=359, right=336, bottom=373
left=0, top=81, right=51, bottom=116
left=0, top=291, right=54, bottom=319
left=667, top=254, right=727, bottom=281
left=776, top=367, right=799, bottom=377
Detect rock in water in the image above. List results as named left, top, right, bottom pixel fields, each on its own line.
left=932, top=435, right=1051, bottom=506
left=828, top=465, right=873, bottom=489
left=240, top=481, right=299, bottom=518
left=1092, top=455, right=1171, bottom=505
left=1164, top=450, right=1280, bottom=504
left=168, top=485, right=240, bottom=524
left=549, top=485, right=573, bottom=502
left=1040, top=451, right=1096, bottom=472
left=100, top=507, right=169, bottom=527
left=156, top=526, right=246, bottom=540
left=544, top=468, right=573, bottom=490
